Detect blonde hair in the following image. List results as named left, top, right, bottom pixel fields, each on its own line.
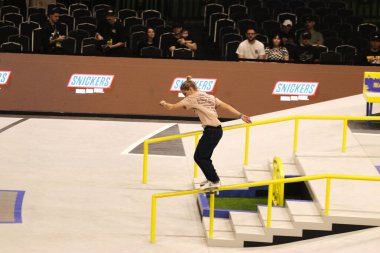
left=180, top=75, right=198, bottom=91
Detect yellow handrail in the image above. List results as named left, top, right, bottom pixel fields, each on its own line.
left=150, top=174, right=380, bottom=243
left=272, top=157, right=285, bottom=206
left=142, top=115, right=380, bottom=184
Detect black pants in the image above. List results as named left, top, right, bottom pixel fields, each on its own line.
left=194, top=125, right=223, bottom=183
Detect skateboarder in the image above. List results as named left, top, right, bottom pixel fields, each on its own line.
left=160, top=76, right=252, bottom=189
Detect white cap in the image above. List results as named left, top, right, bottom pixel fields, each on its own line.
left=283, top=19, right=293, bottom=26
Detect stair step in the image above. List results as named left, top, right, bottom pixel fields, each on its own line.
left=202, top=217, right=232, bottom=232
left=326, top=210, right=380, bottom=226
left=230, top=211, right=273, bottom=242
left=243, top=163, right=269, bottom=171
left=285, top=200, right=332, bottom=230
left=203, top=217, right=243, bottom=247
left=244, top=170, right=272, bottom=182
left=269, top=163, right=301, bottom=176
left=257, top=205, right=303, bottom=237
left=205, top=231, right=244, bottom=247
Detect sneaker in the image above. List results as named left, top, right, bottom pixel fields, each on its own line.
left=199, top=180, right=209, bottom=187
left=200, top=181, right=221, bottom=190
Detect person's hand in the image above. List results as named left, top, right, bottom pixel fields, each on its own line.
left=241, top=114, right=252, bottom=123
left=159, top=100, right=166, bottom=106
left=96, top=34, right=104, bottom=41
left=178, top=38, right=186, bottom=45
left=56, top=35, right=65, bottom=42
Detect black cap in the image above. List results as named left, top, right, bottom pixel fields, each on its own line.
left=49, top=7, right=60, bottom=15
left=370, top=32, right=380, bottom=41
left=106, top=9, right=115, bottom=17
left=301, top=32, right=311, bottom=40
left=305, top=15, right=315, bottom=22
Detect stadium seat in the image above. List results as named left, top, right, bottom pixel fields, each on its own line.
left=319, top=51, right=342, bottom=64
left=214, top=18, right=235, bottom=43
left=171, top=48, right=194, bottom=59
left=145, top=17, right=165, bottom=29
left=76, top=16, right=97, bottom=27
left=61, top=36, right=76, bottom=54
left=1, top=42, right=22, bottom=53
left=324, top=37, right=343, bottom=51
left=204, top=3, right=224, bottom=28
left=237, top=19, right=257, bottom=35
left=209, top=12, right=228, bottom=37
left=228, top=4, right=247, bottom=17
left=124, top=17, right=143, bottom=37
left=336, top=44, right=357, bottom=65
left=77, top=23, right=96, bottom=37
left=358, top=23, right=378, bottom=40
left=81, top=44, right=99, bottom=56
left=31, top=27, right=43, bottom=53
left=0, top=25, right=19, bottom=45
left=225, top=40, right=240, bottom=61
left=141, top=10, right=161, bottom=21
left=130, top=24, right=147, bottom=34
left=4, top=0, right=26, bottom=17
left=219, top=26, right=240, bottom=48
left=0, top=20, right=15, bottom=28
left=72, top=9, right=91, bottom=20
left=221, top=33, right=242, bottom=56
left=277, top=13, right=297, bottom=25
left=130, top=31, right=146, bottom=53
left=28, top=7, right=45, bottom=17
left=118, top=9, right=137, bottom=20
left=69, top=3, right=88, bottom=16
left=3, top=13, right=23, bottom=27
left=154, top=25, right=172, bottom=40
left=140, top=46, right=162, bottom=58
left=0, top=5, right=21, bottom=19
left=29, top=13, right=47, bottom=27
left=59, top=14, right=74, bottom=32
left=261, top=20, right=281, bottom=36
left=8, top=34, right=29, bottom=52
left=68, top=29, right=89, bottom=54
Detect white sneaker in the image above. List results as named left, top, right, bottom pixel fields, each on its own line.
left=199, top=180, right=209, bottom=187
left=200, top=181, right=221, bottom=190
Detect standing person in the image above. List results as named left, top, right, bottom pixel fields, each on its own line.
left=41, top=7, right=66, bottom=54
left=236, top=27, right=266, bottom=60
left=265, top=33, right=289, bottom=61
left=159, top=76, right=252, bottom=189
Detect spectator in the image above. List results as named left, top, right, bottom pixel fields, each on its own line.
left=279, top=19, right=296, bottom=45
left=95, top=9, right=127, bottom=57
left=236, top=27, right=265, bottom=60
left=363, top=32, right=380, bottom=65
left=299, top=16, right=324, bottom=46
left=41, top=7, right=66, bottom=54
left=137, top=27, right=159, bottom=55
left=265, top=34, right=289, bottom=61
left=295, top=32, right=318, bottom=63
left=168, top=23, right=183, bottom=52
left=179, top=28, right=198, bottom=51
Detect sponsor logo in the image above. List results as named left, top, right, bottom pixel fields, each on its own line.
left=364, top=72, right=380, bottom=92
left=0, top=71, right=11, bottom=86
left=170, top=77, right=217, bottom=93
left=272, top=81, right=319, bottom=96
left=67, top=74, right=114, bottom=89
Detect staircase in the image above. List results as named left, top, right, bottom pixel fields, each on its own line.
left=198, top=153, right=380, bottom=247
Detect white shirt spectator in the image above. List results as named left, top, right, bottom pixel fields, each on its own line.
left=236, top=40, right=265, bottom=59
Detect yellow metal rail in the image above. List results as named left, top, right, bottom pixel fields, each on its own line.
left=142, top=115, right=380, bottom=184
left=150, top=174, right=380, bottom=243
left=272, top=157, right=285, bottom=206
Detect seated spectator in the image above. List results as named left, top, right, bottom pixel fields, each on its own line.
left=95, top=9, right=127, bottom=57
left=168, top=23, right=183, bottom=52
left=298, top=16, right=324, bottom=46
left=362, top=32, right=380, bottom=65
left=138, top=27, right=158, bottom=50
left=279, top=19, right=296, bottom=45
left=265, top=34, right=289, bottom=61
left=236, top=27, right=265, bottom=60
left=169, top=27, right=197, bottom=52
left=42, top=7, right=66, bottom=54
left=295, top=32, right=318, bottom=63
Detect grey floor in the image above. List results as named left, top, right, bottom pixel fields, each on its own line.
left=0, top=94, right=379, bottom=253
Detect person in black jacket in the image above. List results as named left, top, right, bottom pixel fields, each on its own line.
left=41, top=7, right=66, bottom=54
left=95, top=9, right=127, bottom=56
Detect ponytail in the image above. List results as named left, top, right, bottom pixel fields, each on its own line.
left=180, top=75, right=198, bottom=91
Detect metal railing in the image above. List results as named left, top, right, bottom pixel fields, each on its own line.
left=150, top=174, right=380, bottom=243
left=272, top=156, right=285, bottom=206
left=142, top=115, right=380, bottom=184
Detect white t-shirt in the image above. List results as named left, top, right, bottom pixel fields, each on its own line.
left=179, top=91, right=222, bottom=127
left=236, top=39, right=265, bottom=59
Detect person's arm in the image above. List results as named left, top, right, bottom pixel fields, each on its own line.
left=218, top=100, right=252, bottom=123
left=236, top=43, right=244, bottom=59
left=159, top=100, right=185, bottom=110
left=258, top=43, right=266, bottom=60
left=95, top=32, right=104, bottom=41
left=109, top=42, right=124, bottom=48
left=185, top=41, right=197, bottom=51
